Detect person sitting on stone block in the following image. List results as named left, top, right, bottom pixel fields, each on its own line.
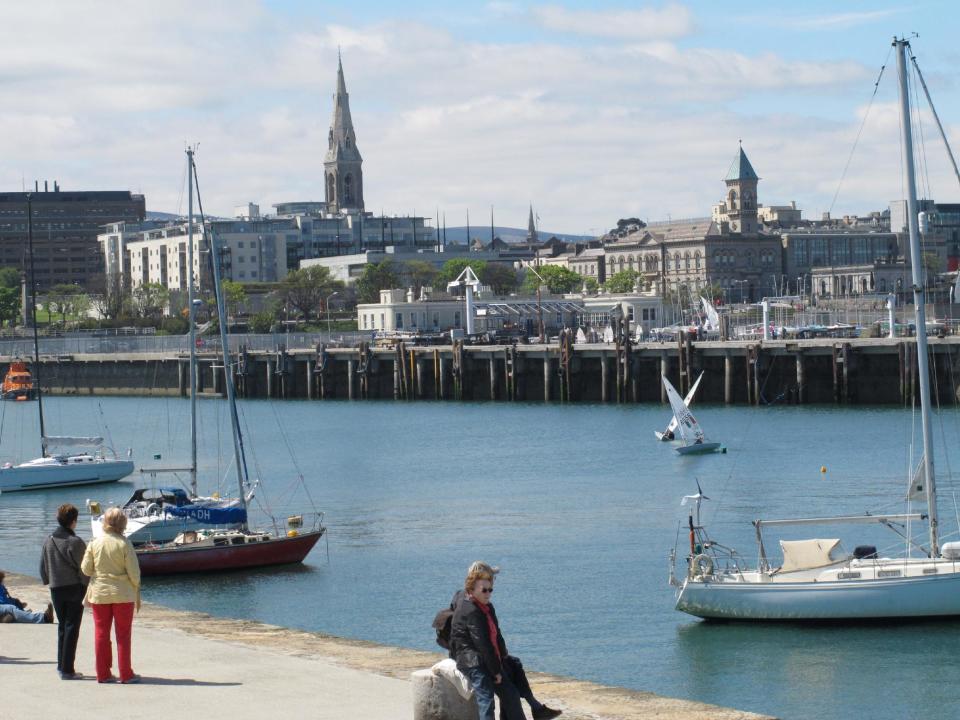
left=0, top=571, right=53, bottom=624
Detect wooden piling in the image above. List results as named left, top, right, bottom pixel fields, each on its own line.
left=724, top=351, right=733, bottom=404
left=306, top=358, right=314, bottom=399
left=795, top=352, right=805, bottom=404
left=347, top=359, right=355, bottom=400
left=543, top=354, right=551, bottom=402
left=660, top=352, right=668, bottom=403
left=489, top=355, right=497, bottom=401
left=601, top=354, right=609, bottom=403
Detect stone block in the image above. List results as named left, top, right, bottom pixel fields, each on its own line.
left=412, top=659, right=478, bottom=720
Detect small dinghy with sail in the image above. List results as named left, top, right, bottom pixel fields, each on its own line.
left=661, top=375, right=722, bottom=455
left=656, top=372, right=703, bottom=442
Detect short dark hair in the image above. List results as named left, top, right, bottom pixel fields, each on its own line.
left=57, top=503, right=79, bottom=529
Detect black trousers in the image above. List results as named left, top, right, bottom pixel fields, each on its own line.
left=50, top=584, right=84, bottom=674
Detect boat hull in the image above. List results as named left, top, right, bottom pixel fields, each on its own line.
left=93, top=515, right=244, bottom=546
left=676, top=442, right=722, bottom=456
left=136, top=530, right=324, bottom=576
left=0, top=459, right=134, bottom=492
left=677, top=571, right=960, bottom=620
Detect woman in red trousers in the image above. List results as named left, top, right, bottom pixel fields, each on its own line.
left=81, top=507, right=142, bottom=684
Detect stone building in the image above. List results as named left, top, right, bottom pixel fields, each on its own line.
left=601, top=146, right=783, bottom=302
left=324, top=55, right=364, bottom=213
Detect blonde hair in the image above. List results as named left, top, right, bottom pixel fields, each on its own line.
left=464, top=561, right=500, bottom=593
left=101, top=507, right=128, bottom=534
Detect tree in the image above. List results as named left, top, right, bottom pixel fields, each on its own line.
left=131, top=283, right=170, bottom=321
left=583, top=277, right=600, bottom=294
left=402, top=260, right=438, bottom=291
left=88, top=272, right=129, bottom=321
left=356, top=260, right=400, bottom=304
left=0, top=267, right=21, bottom=327
left=604, top=269, right=642, bottom=293
left=522, top=265, right=583, bottom=294
left=220, top=280, right=247, bottom=320
left=480, top=263, right=519, bottom=295
left=436, top=259, right=487, bottom=287
left=281, top=266, right=343, bottom=321
left=47, top=284, right=87, bottom=325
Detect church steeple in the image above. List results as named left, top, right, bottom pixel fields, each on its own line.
left=527, top=205, right=538, bottom=244
left=723, top=144, right=759, bottom=234
left=324, top=53, right=364, bottom=213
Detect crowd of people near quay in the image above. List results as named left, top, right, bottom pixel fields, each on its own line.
left=2, top=503, right=142, bottom=683
left=4, top=507, right=557, bottom=718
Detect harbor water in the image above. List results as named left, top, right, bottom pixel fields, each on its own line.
left=3, top=394, right=960, bottom=719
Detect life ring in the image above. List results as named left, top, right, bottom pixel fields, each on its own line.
left=690, top=553, right=714, bottom=578
left=145, top=503, right=161, bottom=516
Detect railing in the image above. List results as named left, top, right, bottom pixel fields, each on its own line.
left=0, top=331, right=374, bottom=358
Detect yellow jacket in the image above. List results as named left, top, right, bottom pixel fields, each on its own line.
left=81, top=531, right=141, bottom=605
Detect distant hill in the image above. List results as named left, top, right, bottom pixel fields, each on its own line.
left=441, top=226, right=595, bottom=244
left=145, top=210, right=182, bottom=221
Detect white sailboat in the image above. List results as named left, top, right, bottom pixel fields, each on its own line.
left=671, top=38, right=960, bottom=620
left=656, top=372, right=703, bottom=441
left=0, top=197, right=133, bottom=493
left=661, top=375, right=722, bottom=455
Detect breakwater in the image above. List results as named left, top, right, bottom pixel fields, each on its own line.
left=8, top=336, right=960, bottom=405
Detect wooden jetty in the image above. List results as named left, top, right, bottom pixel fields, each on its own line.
left=8, top=332, right=960, bottom=406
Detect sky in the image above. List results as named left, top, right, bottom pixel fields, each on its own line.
left=2, top=0, right=960, bottom=235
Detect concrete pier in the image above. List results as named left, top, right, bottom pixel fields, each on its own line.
left=10, top=336, right=960, bottom=406
left=4, top=574, right=772, bottom=720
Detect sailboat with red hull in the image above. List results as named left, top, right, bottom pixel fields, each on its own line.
left=134, top=148, right=325, bottom=575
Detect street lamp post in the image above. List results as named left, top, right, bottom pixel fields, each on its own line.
left=527, top=266, right=546, bottom=343
left=326, top=291, right=339, bottom=338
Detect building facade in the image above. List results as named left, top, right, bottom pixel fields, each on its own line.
left=1, top=186, right=145, bottom=290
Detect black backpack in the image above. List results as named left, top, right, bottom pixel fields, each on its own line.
left=432, top=607, right=454, bottom=650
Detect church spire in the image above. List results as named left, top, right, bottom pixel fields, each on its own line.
left=324, top=54, right=364, bottom=212
left=527, top=204, right=538, bottom=244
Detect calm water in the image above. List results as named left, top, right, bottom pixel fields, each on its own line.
left=3, top=394, right=960, bottom=719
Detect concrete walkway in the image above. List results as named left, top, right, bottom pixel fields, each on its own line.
left=1, top=574, right=773, bottom=720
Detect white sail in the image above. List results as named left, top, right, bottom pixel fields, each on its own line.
left=602, top=325, right=614, bottom=343
left=575, top=327, right=587, bottom=344
left=662, top=376, right=705, bottom=445
left=661, top=372, right=703, bottom=439
left=700, top=296, right=720, bottom=331
left=907, top=454, right=926, bottom=502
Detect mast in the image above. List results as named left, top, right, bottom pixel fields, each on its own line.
left=192, top=153, right=249, bottom=527
left=26, top=193, right=46, bottom=455
left=896, top=38, right=938, bottom=555
left=187, top=148, right=198, bottom=496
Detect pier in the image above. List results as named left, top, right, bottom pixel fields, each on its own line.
left=4, top=573, right=772, bottom=720
left=11, top=335, right=960, bottom=406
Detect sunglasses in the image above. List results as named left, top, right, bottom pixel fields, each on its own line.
left=479, top=588, right=494, bottom=593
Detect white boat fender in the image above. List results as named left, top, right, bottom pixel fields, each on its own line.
left=690, top=553, right=713, bottom=578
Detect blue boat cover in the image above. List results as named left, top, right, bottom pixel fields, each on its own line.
left=165, top=502, right=247, bottom=524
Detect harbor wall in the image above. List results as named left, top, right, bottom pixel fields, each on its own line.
left=6, top=336, right=960, bottom=406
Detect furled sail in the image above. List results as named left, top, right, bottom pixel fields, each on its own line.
left=42, top=436, right=104, bottom=450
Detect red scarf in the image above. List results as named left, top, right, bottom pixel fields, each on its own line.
left=472, top=598, right=501, bottom=663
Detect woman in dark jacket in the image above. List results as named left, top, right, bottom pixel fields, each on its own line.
left=449, top=562, right=527, bottom=720
left=40, top=503, right=88, bottom=680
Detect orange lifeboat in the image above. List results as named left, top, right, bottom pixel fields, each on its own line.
left=2, top=361, right=37, bottom=401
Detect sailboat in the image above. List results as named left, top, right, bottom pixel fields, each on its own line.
left=0, top=197, right=134, bottom=493
left=134, top=148, right=324, bottom=576
left=89, top=152, right=245, bottom=545
left=671, top=38, right=960, bottom=620
left=661, top=375, right=722, bottom=455
left=656, top=371, right=703, bottom=441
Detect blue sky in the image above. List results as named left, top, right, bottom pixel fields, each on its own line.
left=1, top=1, right=958, bottom=234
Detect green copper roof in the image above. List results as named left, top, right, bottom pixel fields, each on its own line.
left=725, top=147, right=758, bottom=181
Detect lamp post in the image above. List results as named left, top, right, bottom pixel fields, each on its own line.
left=326, top=291, right=339, bottom=338
left=527, top=265, right=546, bottom=343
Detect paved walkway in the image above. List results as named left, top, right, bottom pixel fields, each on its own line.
left=1, top=574, right=773, bottom=720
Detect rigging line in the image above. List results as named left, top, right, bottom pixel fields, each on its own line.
left=910, top=62, right=933, bottom=206
left=266, top=400, right=320, bottom=513
left=828, top=49, right=892, bottom=216
left=911, top=53, right=960, bottom=194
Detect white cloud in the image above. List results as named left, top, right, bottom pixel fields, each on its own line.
left=790, top=9, right=903, bottom=30
left=0, top=2, right=941, bottom=235
left=533, top=3, right=694, bottom=39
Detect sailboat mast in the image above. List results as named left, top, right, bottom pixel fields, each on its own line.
left=896, top=37, right=938, bottom=555
left=26, top=194, right=46, bottom=456
left=187, top=148, right=198, bottom=497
